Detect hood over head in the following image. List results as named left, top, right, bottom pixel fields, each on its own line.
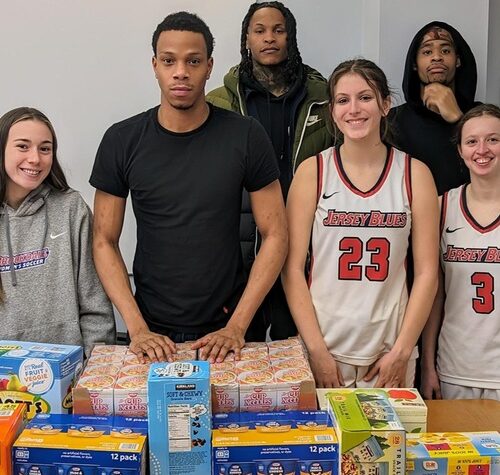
left=402, top=21, right=477, bottom=111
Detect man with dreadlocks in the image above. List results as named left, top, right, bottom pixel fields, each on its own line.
left=207, top=1, right=331, bottom=341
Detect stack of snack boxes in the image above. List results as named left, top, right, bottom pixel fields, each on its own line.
left=317, top=388, right=428, bottom=433
left=0, top=403, right=26, bottom=475
left=0, top=340, right=83, bottom=419
left=212, top=410, right=339, bottom=475
left=211, top=338, right=316, bottom=413
left=13, top=413, right=147, bottom=474
left=148, top=361, right=211, bottom=475
left=406, top=431, right=500, bottom=474
left=73, top=344, right=196, bottom=416
left=326, top=389, right=406, bottom=475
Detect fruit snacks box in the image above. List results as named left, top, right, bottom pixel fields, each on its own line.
left=148, top=361, right=211, bottom=475
left=327, top=389, right=406, bottom=475
left=0, top=340, right=83, bottom=419
left=406, top=431, right=500, bottom=475
left=13, top=413, right=147, bottom=474
left=212, top=410, right=339, bottom=475
left=317, top=388, right=427, bottom=433
left=0, top=403, right=27, bottom=475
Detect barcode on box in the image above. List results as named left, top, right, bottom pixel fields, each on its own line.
left=119, top=443, right=139, bottom=450
left=315, top=434, right=334, bottom=442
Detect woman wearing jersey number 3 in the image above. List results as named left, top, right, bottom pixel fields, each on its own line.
left=282, top=59, right=439, bottom=388
left=422, top=104, right=500, bottom=400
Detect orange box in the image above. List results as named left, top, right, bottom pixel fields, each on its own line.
left=0, top=403, right=26, bottom=475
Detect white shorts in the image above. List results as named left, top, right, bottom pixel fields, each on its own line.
left=440, top=381, right=500, bottom=401
left=336, top=359, right=416, bottom=388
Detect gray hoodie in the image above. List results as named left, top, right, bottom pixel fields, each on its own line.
left=0, top=184, right=115, bottom=356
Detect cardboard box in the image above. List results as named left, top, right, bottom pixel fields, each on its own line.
left=148, top=361, right=211, bottom=475
left=0, top=403, right=26, bottom=475
left=327, top=389, right=406, bottom=475
left=317, top=388, right=427, bottom=433
left=0, top=340, right=83, bottom=419
left=406, top=431, right=500, bottom=475
left=13, top=413, right=147, bottom=474
left=212, top=410, right=339, bottom=475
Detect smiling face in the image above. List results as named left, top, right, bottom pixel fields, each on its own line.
left=246, top=7, right=288, bottom=66
left=4, top=119, right=53, bottom=208
left=152, top=29, right=213, bottom=111
left=331, top=73, right=390, bottom=143
left=459, top=115, right=500, bottom=178
left=416, top=28, right=460, bottom=86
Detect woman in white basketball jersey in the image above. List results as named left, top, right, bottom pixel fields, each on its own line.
left=422, top=104, right=500, bottom=400
left=282, top=59, right=439, bottom=388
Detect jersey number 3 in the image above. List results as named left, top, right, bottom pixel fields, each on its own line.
left=471, top=272, right=495, bottom=315
left=338, top=237, right=390, bottom=281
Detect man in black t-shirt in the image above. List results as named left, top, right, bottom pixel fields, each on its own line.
left=90, top=12, right=287, bottom=363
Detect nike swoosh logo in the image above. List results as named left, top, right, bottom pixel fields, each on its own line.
left=322, top=191, right=339, bottom=199
left=445, top=227, right=463, bottom=233
left=306, top=117, right=322, bottom=127
left=50, top=232, right=67, bottom=239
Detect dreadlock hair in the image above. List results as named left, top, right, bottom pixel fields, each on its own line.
left=152, top=11, right=214, bottom=58
left=239, top=1, right=303, bottom=86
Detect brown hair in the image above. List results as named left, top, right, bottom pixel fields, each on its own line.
left=0, top=107, right=69, bottom=302
left=454, top=103, right=500, bottom=146
left=327, top=58, right=394, bottom=145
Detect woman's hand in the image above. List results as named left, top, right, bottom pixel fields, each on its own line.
left=364, top=349, right=409, bottom=388
left=309, top=348, right=345, bottom=388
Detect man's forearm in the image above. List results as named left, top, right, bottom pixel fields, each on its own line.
left=227, top=230, right=288, bottom=333
left=93, top=239, right=148, bottom=337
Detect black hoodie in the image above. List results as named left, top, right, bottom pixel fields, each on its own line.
left=390, top=21, right=478, bottom=195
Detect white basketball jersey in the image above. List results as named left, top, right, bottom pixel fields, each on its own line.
left=310, top=147, right=412, bottom=365
left=438, top=185, right=500, bottom=389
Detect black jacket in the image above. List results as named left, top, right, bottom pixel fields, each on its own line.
left=389, top=21, right=478, bottom=195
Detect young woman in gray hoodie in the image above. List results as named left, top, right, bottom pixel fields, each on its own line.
left=0, top=107, right=115, bottom=356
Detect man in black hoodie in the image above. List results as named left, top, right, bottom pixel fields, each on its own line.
left=390, top=21, right=478, bottom=195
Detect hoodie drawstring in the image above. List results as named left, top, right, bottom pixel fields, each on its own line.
left=3, top=204, right=18, bottom=287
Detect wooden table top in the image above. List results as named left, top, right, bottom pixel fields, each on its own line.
left=426, top=399, right=500, bottom=432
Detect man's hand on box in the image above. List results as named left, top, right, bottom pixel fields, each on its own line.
left=129, top=329, right=176, bottom=363
left=192, top=325, right=245, bottom=363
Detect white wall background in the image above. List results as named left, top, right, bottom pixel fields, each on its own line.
left=0, top=0, right=496, bottom=274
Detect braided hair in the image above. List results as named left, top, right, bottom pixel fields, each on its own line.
left=239, top=1, right=303, bottom=86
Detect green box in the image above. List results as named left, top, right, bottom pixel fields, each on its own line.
left=327, top=389, right=406, bottom=475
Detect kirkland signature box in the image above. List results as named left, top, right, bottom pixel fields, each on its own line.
left=327, top=389, right=406, bottom=475
left=0, top=340, right=83, bottom=419
left=13, top=413, right=147, bottom=474
left=212, top=410, right=339, bottom=475
left=148, top=361, right=211, bottom=475
left=406, top=431, right=500, bottom=475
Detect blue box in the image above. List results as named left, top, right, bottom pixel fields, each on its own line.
left=212, top=410, right=339, bottom=475
left=13, top=413, right=147, bottom=474
left=0, top=340, right=83, bottom=419
left=148, top=361, right=211, bottom=475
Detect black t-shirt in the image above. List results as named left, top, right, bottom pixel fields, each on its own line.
left=90, top=105, right=279, bottom=333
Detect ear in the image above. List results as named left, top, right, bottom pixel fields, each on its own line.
left=382, top=97, right=391, bottom=117
left=207, top=57, right=214, bottom=80
left=456, top=56, right=461, bottom=68
left=152, top=56, right=158, bottom=79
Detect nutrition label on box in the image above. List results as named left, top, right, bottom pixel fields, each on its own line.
left=168, top=404, right=191, bottom=451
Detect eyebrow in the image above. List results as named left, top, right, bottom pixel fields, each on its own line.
left=335, top=89, right=373, bottom=96
left=419, top=40, right=453, bottom=49
left=13, top=138, right=53, bottom=144
left=252, top=22, right=285, bottom=27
